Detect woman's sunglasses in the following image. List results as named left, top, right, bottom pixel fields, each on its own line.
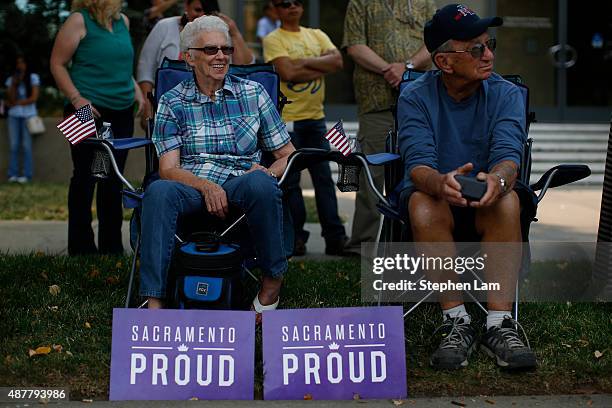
left=439, top=38, right=497, bottom=59
left=274, top=0, right=302, bottom=9
left=188, top=46, right=235, bottom=56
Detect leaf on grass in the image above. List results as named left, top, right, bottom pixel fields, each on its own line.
left=561, top=343, right=572, bottom=348
left=116, top=261, right=123, bottom=269
left=29, top=346, right=51, bottom=357
left=587, top=399, right=593, bottom=406
left=65, top=351, right=73, bottom=357
left=485, top=399, right=496, bottom=405
left=578, top=339, right=589, bottom=347
left=594, top=350, right=604, bottom=359
left=106, top=275, right=120, bottom=285
left=299, top=262, right=305, bottom=270
left=40, top=271, right=48, bottom=280
left=303, top=393, right=313, bottom=400
left=35, top=251, right=45, bottom=257
left=52, top=344, right=63, bottom=352
left=392, top=400, right=405, bottom=406
left=352, top=393, right=360, bottom=400
left=49, top=284, right=60, bottom=296
left=82, top=399, right=93, bottom=403
left=189, top=397, right=199, bottom=400
left=48, top=306, right=59, bottom=312
left=85, top=322, right=92, bottom=329
left=451, top=402, right=466, bottom=407
left=88, top=268, right=100, bottom=279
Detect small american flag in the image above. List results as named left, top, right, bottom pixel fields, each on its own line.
left=57, top=105, right=97, bottom=145
left=324, top=120, right=352, bottom=156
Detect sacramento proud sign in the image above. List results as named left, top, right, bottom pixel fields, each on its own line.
left=109, top=309, right=255, bottom=400
left=262, top=306, right=407, bottom=400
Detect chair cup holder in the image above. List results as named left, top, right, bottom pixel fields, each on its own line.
left=337, top=163, right=360, bottom=192
left=91, top=149, right=111, bottom=179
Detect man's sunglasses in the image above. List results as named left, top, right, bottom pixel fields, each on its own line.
left=439, top=38, right=497, bottom=59
left=188, top=46, right=235, bottom=56
left=274, top=0, right=302, bottom=9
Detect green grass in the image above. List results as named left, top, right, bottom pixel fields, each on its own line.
left=0, top=182, right=321, bottom=223
left=1, top=254, right=610, bottom=400
left=0, top=182, right=133, bottom=221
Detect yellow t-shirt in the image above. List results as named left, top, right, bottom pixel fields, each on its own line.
left=263, top=27, right=336, bottom=122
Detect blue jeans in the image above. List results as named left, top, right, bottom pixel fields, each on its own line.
left=285, top=118, right=345, bottom=243
left=7, top=116, right=32, bottom=179
left=139, top=171, right=288, bottom=299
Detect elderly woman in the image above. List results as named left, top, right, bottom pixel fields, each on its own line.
left=137, top=0, right=253, bottom=129
left=140, top=15, right=294, bottom=315
left=50, top=0, right=144, bottom=255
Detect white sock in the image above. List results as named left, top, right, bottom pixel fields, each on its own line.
left=487, top=310, right=512, bottom=329
left=442, top=304, right=470, bottom=324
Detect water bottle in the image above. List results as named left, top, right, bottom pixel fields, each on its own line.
left=100, top=122, right=114, bottom=140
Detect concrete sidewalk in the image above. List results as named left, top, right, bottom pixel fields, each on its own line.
left=0, top=186, right=603, bottom=257
left=1, top=394, right=609, bottom=407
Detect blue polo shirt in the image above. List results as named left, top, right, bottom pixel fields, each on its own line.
left=397, top=71, right=526, bottom=190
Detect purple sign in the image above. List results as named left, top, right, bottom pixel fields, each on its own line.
left=262, top=306, right=407, bottom=400
left=109, top=309, right=254, bottom=400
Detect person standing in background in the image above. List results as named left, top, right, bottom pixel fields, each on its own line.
left=256, top=1, right=280, bottom=41
left=342, top=0, right=436, bottom=253
left=50, top=0, right=145, bottom=255
left=5, top=55, right=39, bottom=184
left=263, top=0, right=348, bottom=256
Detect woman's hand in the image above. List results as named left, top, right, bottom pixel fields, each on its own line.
left=133, top=79, right=145, bottom=118
left=72, top=95, right=101, bottom=118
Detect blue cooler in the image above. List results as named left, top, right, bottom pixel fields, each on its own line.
left=169, top=233, right=244, bottom=310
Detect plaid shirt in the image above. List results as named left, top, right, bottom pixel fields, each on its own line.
left=153, top=75, right=290, bottom=185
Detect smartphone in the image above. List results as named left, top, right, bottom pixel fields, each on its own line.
left=454, top=175, right=487, bottom=201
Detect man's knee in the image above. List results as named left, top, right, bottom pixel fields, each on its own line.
left=476, top=190, right=521, bottom=236
left=408, top=191, right=454, bottom=234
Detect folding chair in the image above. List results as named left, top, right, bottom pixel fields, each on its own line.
left=364, top=69, right=591, bottom=320
left=85, top=60, right=292, bottom=309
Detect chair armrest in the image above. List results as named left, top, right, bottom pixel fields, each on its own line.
left=366, top=153, right=401, bottom=165
left=530, top=164, right=591, bottom=203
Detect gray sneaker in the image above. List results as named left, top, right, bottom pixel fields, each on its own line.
left=480, top=316, right=537, bottom=369
left=430, top=315, right=477, bottom=370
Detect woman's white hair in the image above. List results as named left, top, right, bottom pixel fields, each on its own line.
left=180, top=15, right=231, bottom=55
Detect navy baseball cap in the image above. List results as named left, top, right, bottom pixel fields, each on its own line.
left=424, top=4, right=503, bottom=52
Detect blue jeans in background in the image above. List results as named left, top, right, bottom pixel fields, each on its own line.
left=7, top=116, right=33, bottom=180
left=139, top=171, right=288, bottom=299
left=284, top=118, right=346, bottom=245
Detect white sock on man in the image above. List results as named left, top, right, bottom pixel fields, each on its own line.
left=487, top=310, right=512, bottom=329
left=442, top=304, right=470, bottom=324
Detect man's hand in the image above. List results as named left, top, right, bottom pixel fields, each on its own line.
left=382, top=62, right=406, bottom=88
left=435, top=163, right=474, bottom=207
left=200, top=180, right=229, bottom=219
left=469, top=172, right=502, bottom=208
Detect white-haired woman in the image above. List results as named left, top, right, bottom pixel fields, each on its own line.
left=137, top=0, right=253, bottom=129
left=140, top=16, right=294, bottom=320
left=50, top=0, right=144, bottom=255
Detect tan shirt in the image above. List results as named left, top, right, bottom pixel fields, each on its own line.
left=342, top=0, right=436, bottom=114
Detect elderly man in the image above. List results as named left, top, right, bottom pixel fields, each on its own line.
left=139, top=15, right=294, bottom=315
left=397, top=4, right=536, bottom=370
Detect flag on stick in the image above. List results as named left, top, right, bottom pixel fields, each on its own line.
left=324, top=120, right=352, bottom=156
left=57, top=105, right=97, bottom=145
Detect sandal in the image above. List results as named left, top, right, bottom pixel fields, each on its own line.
left=252, top=292, right=279, bottom=313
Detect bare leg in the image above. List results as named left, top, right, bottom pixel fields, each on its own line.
left=409, top=191, right=463, bottom=310
left=147, top=297, right=163, bottom=309
left=475, top=191, right=522, bottom=311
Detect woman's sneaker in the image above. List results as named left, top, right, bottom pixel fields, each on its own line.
left=480, top=316, right=537, bottom=369
left=430, top=315, right=477, bottom=370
